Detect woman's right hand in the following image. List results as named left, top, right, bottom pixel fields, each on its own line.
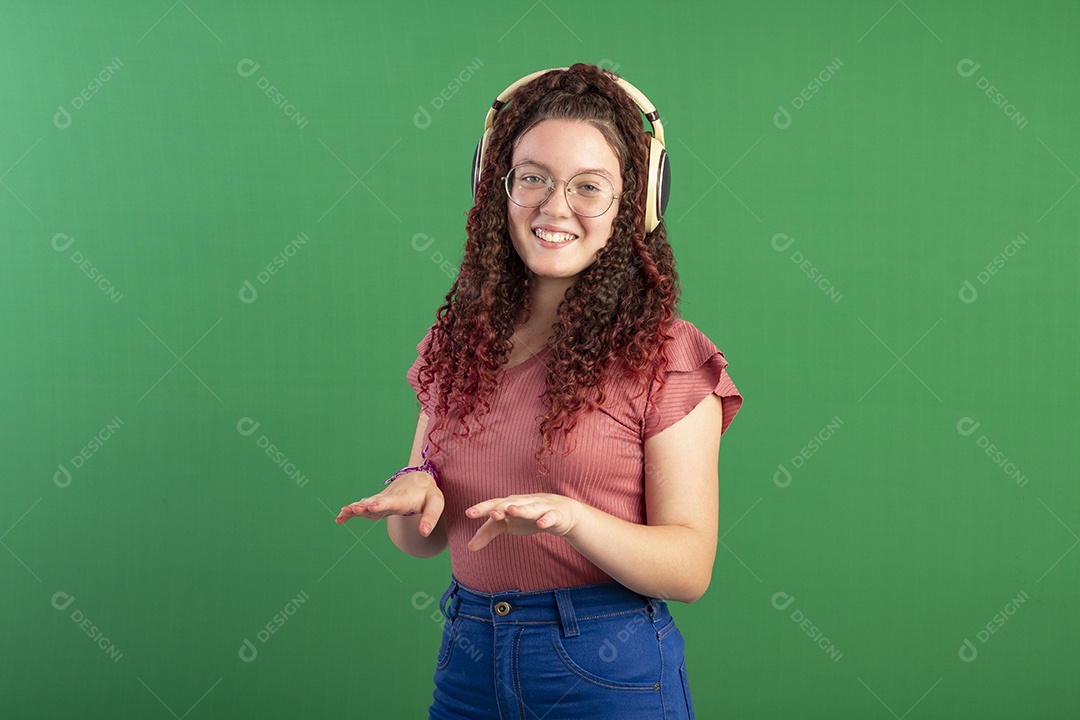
left=335, top=470, right=444, bottom=538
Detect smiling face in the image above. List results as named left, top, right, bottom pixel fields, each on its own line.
left=506, top=118, right=623, bottom=289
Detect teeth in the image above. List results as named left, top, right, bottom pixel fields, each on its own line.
left=534, top=228, right=577, bottom=244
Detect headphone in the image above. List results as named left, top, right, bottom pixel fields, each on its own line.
left=471, top=67, right=671, bottom=233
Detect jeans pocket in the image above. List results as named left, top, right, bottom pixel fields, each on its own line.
left=548, top=613, right=662, bottom=690
left=435, top=617, right=460, bottom=670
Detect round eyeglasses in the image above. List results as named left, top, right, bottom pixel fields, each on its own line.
left=502, top=163, right=620, bottom=218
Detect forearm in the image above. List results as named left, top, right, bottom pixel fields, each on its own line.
left=563, top=502, right=716, bottom=603
left=464, top=398, right=725, bottom=599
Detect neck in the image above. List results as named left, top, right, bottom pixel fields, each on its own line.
left=510, top=275, right=574, bottom=360
left=524, top=274, right=574, bottom=329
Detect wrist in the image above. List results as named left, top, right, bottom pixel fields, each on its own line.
left=558, top=497, right=588, bottom=539
left=384, top=444, right=440, bottom=487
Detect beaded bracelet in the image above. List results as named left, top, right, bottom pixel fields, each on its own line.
left=384, top=444, right=441, bottom=487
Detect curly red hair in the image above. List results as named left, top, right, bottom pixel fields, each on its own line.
left=417, top=64, right=680, bottom=465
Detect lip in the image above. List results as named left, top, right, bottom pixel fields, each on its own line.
left=531, top=225, right=579, bottom=248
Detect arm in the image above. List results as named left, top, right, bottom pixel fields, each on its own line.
left=466, top=394, right=724, bottom=603
left=336, top=412, right=448, bottom=559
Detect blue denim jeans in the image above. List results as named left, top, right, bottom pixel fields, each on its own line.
left=428, top=577, right=695, bottom=719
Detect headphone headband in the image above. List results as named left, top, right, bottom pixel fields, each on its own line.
left=472, top=66, right=670, bottom=232
left=481, top=67, right=666, bottom=148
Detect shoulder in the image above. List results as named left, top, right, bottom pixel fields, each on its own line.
left=415, top=324, right=436, bottom=353
left=407, top=324, right=438, bottom=395
left=643, top=318, right=742, bottom=438
left=662, top=319, right=728, bottom=373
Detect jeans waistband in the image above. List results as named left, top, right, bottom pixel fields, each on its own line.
left=439, top=576, right=667, bottom=638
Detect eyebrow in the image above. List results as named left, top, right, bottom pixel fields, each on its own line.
left=516, top=159, right=618, bottom=180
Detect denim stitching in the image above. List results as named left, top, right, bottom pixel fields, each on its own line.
left=680, top=661, right=695, bottom=719
left=555, top=588, right=580, bottom=638
left=657, top=622, right=668, bottom=718
left=435, top=620, right=459, bottom=671
left=434, top=578, right=689, bottom=717
left=576, top=607, right=651, bottom=621
left=548, top=625, right=659, bottom=692
left=512, top=627, right=526, bottom=720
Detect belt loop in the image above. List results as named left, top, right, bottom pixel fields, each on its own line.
left=646, top=596, right=663, bottom=624
left=440, top=578, right=460, bottom=622
left=554, top=588, right=579, bottom=638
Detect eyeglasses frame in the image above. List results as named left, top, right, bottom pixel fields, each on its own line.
left=501, top=162, right=621, bottom=218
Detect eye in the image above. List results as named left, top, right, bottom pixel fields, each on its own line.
left=518, top=173, right=548, bottom=187
left=569, top=174, right=610, bottom=198
left=511, top=163, right=552, bottom=189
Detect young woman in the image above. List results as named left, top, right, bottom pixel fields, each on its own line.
left=337, top=64, right=742, bottom=719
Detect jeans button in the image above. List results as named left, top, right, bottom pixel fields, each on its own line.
left=494, top=601, right=511, bottom=616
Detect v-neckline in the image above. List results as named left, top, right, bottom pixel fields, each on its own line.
left=504, top=345, right=549, bottom=373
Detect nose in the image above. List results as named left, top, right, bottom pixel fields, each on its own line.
left=539, top=180, right=574, bottom=217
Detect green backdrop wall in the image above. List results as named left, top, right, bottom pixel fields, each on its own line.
left=2, top=1, right=1077, bottom=718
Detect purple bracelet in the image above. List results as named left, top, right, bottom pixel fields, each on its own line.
left=384, top=444, right=440, bottom=487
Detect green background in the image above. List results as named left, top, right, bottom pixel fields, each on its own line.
left=2, top=1, right=1077, bottom=718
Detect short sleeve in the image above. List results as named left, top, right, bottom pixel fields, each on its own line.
left=406, top=328, right=435, bottom=415
left=643, top=320, right=743, bottom=440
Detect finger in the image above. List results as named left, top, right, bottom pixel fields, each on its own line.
left=419, top=491, right=445, bottom=537
left=362, top=494, right=412, bottom=517
left=481, top=499, right=534, bottom=521
left=502, top=502, right=544, bottom=521
left=336, top=503, right=369, bottom=523
left=535, top=508, right=561, bottom=530
left=344, top=499, right=376, bottom=514
left=500, top=503, right=564, bottom=534
left=338, top=495, right=408, bottom=522
left=337, top=504, right=378, bottom=523
left=498, top=500, right=544, bottom=524
left=466, top=497, right=508, bottom=519
left=467, top=518, right=506, bottom=551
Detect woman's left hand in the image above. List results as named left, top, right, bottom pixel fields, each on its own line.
left=465, top=493, right=582, bottom=551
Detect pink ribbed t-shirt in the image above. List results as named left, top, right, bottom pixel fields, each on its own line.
left=407, top=318, right=742, bottom=593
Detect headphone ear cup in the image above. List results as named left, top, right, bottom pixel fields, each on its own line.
left=657, top=149, right=670, bottom=222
